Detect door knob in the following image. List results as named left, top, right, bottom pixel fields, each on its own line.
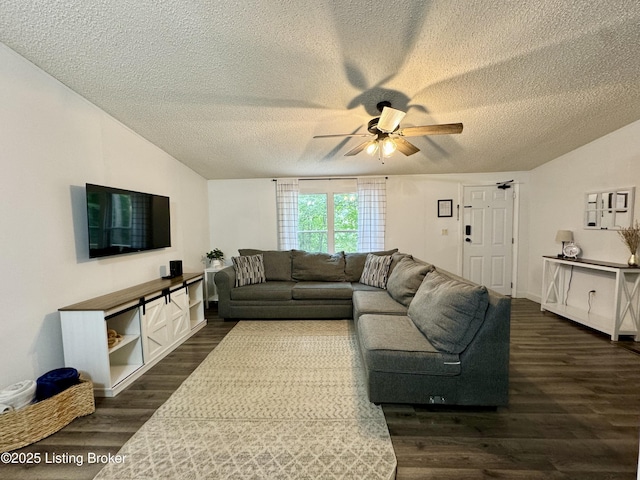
left=465, top=238, right=472, bottom=243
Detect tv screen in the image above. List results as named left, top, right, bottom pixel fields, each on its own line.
left=86, top=183, right=171, bottom=258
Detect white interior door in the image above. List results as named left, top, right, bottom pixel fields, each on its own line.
left=462, top=185, right=514, bottom=295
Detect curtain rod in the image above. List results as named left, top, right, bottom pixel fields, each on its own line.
left=272, top=177, right=388, bottom=181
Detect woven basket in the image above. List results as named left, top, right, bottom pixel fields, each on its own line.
left=0, top=377, right=95, bottom=453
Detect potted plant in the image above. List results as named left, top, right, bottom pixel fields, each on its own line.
left=618, top=221, right=640, bottom=266
left=206, top=248, right=225, bottom=269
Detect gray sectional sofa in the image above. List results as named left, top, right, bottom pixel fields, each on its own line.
left=214, top=248, right=511, bottom=406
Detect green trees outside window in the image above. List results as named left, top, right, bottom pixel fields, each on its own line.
left=298, top=193, right=358, bottom=253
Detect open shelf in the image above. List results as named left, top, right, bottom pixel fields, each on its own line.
left=108, top=334, right=141, bottom=354
left=542, top=302, right=611, bottom=334
left=110, top=364, right=143, bottom=387
left=187, top=278, right=205, bottom=329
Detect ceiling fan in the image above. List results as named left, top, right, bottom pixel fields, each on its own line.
left=313, top=101, right=463, bottom=162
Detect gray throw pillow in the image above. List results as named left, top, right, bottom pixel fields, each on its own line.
left=291, top=251, right=346, bottom=281
left=232, top=254, right=266, bottom=287
left=408, top=270, right=489, bottom=354
left=387, top=256, right=434, bottom=306
left=388, top=252, right=411, bottom=275
left=238, top=249, right=292, bottom=281
left=344, top=249, right=398, bottom=282
left=359, top=254, right=393, bottom=289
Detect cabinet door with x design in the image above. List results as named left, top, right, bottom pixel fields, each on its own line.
left=142, top=288, right=189, bottom=363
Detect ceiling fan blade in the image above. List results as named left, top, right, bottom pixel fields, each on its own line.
left=344, top=141, right=372, bottom=156
left=313, top=133, right=373, bottom=139
left=393, top=137, right=420, bottom=156
left=377, top=107, right=406, bottom=133
left=397, top=123, right=463, bottom=136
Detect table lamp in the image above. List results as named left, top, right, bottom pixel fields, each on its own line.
left=555, top=230, right=573, bottom=257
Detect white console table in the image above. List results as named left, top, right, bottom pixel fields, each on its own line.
left=541, top=256, right=640, bottom=341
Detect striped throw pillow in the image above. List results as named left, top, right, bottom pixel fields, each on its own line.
left=359, top=253, right=393, bottom=289
left=232, top=254, right=266, bottom=287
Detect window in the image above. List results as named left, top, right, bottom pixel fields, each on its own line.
left=297, top=180, right=358, bottom=253
left=298, top=193, right=327, bottom=252
left=333, top=192, right=358, bottom=251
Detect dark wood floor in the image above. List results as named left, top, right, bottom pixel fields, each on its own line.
left=2, top=299, right=639, bottom=479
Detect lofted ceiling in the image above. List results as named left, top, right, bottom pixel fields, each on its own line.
left=2, top=0, right=640, bottom=179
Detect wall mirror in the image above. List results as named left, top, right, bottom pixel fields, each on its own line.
left=584, top=187, right=635, bottom=230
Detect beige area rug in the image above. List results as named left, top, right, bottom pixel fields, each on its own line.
left=94, top=320, right=397, bottom=479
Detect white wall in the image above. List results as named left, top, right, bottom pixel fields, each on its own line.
left=208, top=178, right=278, bottom=264
left=208, top=172, right=531, bottom=296
left=0, top=44, right=209, bottom=386
left=527, top=119, right=640, bottom=302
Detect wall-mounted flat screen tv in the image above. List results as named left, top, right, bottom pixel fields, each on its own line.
left=86, top=183, right=171, bottom=258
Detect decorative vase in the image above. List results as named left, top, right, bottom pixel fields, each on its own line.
left=211, top=259, right=224, bottom=269
left=628, top=254, right=639, bottom=267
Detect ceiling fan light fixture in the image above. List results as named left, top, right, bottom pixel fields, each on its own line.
left=381, top=137, right=396, bottom=157
left=365, top=141, right=379, bottom=155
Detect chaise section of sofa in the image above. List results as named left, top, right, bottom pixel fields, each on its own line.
left=355, top=266, right=510, bottom=407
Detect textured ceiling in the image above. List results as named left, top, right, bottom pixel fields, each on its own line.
left=2, top=0, right=640, bottom=179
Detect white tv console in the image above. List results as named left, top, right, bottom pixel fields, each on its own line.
left=541, top=256, right=640, bottom=341
left=59, top=272, right=205, bottom=397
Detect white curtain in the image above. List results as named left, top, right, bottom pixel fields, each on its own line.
left=357, top=177, right=386, bottom=251
left=276, top=179, right=299, bottom=250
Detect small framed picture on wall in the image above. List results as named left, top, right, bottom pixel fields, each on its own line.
left=438, top=199, right=453, bottom=217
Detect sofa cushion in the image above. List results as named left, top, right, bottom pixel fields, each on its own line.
left=359, top=254, right=393, bottom=288
left=231, top=254, right=266, bottom=287
left=292, top=251, right=346, bottom=281
left=408, top=270, right=489, bottom=354
left=238, top=249, right=292, bottom=281
left=292, top=282, right=353, bottom=300
left=344, top=249, right=398, bottom=282
left=230, top=281, right=295, bottom=301
left=387, top=256, right=434, bottom=307
left=352, top=291, right=408, bottom=321
left=351, top=282, right=384, bottom=292
left=358, top=314, right=461, bottom=376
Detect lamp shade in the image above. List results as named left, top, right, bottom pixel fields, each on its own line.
left=555, top=230, right=573, bottom=243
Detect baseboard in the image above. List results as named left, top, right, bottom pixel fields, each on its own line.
left=525, top=293, right=541, bottom=304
